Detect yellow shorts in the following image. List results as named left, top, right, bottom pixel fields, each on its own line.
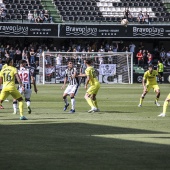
left=146, top=84, right=160, bottom=92
left=0, top=87, right=22, bottom=100
left=87, top=83, right=100, bottom=95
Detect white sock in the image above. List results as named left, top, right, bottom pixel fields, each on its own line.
left=13, top=103, right=17, bottom=113
left=71, top=98, right=75, bottom=110
left=27, top=101, right=31, bottom=107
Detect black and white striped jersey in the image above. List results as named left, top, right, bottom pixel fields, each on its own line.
left=18, top=66, right=34, bottom=89
left=65, top=67, right=79, bottom=85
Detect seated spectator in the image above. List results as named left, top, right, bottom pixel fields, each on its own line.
left=1, top=8, right=6, bottom=22
left=124, top=9, right=133, bottom=22
left=28, top=11, right=33, bottom=22
left=144, top=12, right=150, bottom=24
left=137, top=11, right=144, bottom=24
left=33, top=10, right=38, bottom=23
left=39, top=10, right=44, bottom=23
left=44, top=10, right=50, bottom=23
left=35, top=16, right=43, bottom=23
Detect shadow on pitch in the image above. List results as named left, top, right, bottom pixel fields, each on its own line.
left=0, top=122, right=170, bottom=170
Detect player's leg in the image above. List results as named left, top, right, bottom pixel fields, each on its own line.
left=84, top=93, right=97, bottom=112
left=92, top=83, right=100, bottom=111
left=70, top=94, right=75, bottom=113
left=63, top=94, right=69, bottom=111
left=138, top=86, right=149, bottom=107
left=13, top=99, right=18, bottom=114
left=85, top=86, right=97, bottom=112
left=63, top=86, right=70, bottom=111
left=0, top=90, right=9, bottom=109
left=159, top=72, right=163, bottom=84
left=69, top=85, right=79, bottom=113
left=25, top=89, right=32, bottom=114
left=154, top=85, right=160, bottom=106
left=158, top=94, right=170, bottom=117
left=11, top=89, right=27, bottom=120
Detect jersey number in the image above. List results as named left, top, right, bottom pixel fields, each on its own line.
left=3, top=72, right=12, bottom=82
left=19, top=73, right=29, bottom=82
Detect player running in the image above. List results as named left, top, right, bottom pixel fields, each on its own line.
left=61, top=61, right=79, bottom=113
left=0, top=58, right=27, bottom=120
left=13, top=60, right=38, bottom=114
left=79, top=59, right=100, bottom=113
left=138, top=64, right=161, bottom=107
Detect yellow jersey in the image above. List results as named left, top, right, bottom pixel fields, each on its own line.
left=143, top=70, right=158, bottom=85
left=0, top=65, right=17, bottom=89
left=2, top=64, right=8, bottom=70
left=85, top=66, right=99, bottom=86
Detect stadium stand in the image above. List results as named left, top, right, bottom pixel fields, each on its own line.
left=0, top=0, right=169, bottom=23
left=52, top=0, right=170, bottom=23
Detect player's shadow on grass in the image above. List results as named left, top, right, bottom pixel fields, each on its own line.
left=0, top=122, right=170, bottom=170
left=97, top=110, right=134, bottom=114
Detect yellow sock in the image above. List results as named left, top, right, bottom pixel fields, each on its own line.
left=163, top=101, right=169, bottom=114
left=18, top=101, right=24, bottom=117
left=155, top=98, right=159, bottom=103
left=139, top=97, right=143, bottom=105
left=93, top=100, right=98, bottom=108
left=86, top=98, right=95, bottom=108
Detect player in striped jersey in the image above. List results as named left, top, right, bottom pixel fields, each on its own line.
left=13, top=60, right=38, bottom=114
left=61, top=61, right=79, bottom=113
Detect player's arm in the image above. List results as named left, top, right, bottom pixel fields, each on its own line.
left=0, top=76, right=3, bottom=85
left=61, top=76, right=68, bottom=89
left=31, top=76, right=38, bottom=93
left=142, top=78, right=147, bottom=92
left=15, top=73, right=24, bottom=91
left=85, top=75, right=90, bottom=89
left=78, top=73, right=86, bottom=77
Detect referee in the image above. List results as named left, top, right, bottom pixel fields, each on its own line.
left=157, top=60, right=164, bottom=84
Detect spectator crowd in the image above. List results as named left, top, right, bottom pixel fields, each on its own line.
left=0, top=38, right=169, bottom=82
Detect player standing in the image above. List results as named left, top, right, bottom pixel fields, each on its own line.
left=0, top=58, right=27, bottom=120
left=138, top=64, right=160, bottom=107
left=13, top=60, right=38, bottom=114
left=79, top=59, right=100, bottom=113
left=61, top=61, right=79, bottom=113
left=157, top=60, right=164, bottom=84
left=158, top=94, right=170, bottom=117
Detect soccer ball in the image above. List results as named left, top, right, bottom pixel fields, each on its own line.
left=121, top=19, right=128, bottom=27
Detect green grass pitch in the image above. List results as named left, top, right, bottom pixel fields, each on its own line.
left=0, top=83, right=170, bottom=170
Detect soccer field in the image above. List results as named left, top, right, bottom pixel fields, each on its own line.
left=0, top=83, right=170, bottom=170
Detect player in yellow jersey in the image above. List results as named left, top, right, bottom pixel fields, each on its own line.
left=79, top=59, right=100, bottom=113
left=158, top=94, right=170, bottom=117
left=0, top=58, right=27, bottom=120
left=1, top=63, right=10, bottom=102
left=138, top=64, right=161, bottom=107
